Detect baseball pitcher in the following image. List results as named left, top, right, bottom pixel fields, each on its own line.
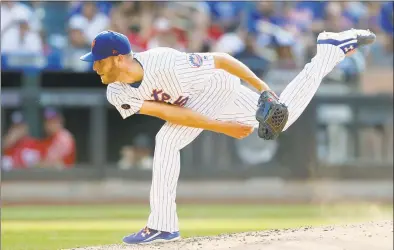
left=80, top=28, right=375, bottom=244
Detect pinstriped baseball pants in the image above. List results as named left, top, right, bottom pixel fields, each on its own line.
left=147, top=44, right=345, bottom=232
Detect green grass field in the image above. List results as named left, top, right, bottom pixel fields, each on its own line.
left=2, top=203, right=392, bottom=250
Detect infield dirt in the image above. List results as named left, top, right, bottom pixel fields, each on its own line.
left=70, top=220, right=393, bottom=250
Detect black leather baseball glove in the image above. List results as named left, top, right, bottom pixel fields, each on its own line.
left=255, top=90, right=289, bottom=140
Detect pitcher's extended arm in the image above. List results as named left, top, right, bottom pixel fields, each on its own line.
left=139, top=101, right=253, bottom=139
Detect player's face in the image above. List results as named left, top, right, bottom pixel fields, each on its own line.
left=93, top=57, right=118, bottom=84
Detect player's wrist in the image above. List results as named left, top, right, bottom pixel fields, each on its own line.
left=258, top=80, right=271, bottom=93
left=207, top=120, right=229, bottom=133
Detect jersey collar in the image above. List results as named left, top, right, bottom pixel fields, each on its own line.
left=128, top=57, right=143, bottom=88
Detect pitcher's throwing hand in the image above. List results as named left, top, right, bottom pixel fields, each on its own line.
left=220, top=122, right=254, bottom=139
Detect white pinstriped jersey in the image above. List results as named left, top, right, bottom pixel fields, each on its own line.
left=106, top=47, right=219, bottom=119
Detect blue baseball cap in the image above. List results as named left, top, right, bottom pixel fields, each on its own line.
left=80, top=30, right=132, bottom=62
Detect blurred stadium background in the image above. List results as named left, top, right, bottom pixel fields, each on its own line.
left=1, top=1, right=393, bottom=250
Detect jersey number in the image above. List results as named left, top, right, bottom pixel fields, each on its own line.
left=152, top=89, right=189, bottom=107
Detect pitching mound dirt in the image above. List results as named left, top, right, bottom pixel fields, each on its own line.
left=70, top=220, right=393, bottom=250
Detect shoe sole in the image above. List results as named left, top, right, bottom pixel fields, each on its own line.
left=123, top=236, right=181, bottom=245
left=357, top=34, right=376, bottom=46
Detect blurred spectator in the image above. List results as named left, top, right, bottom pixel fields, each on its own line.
left=118, top=134, right=153, bottom=170
left=1, top=1, right=32, bottom=34
left=362, top=2, right=386, bottom=33
left=1, top=6, right=43, bottom=54
left=297, top=2, right=354, bottom=62
left=109, top=2, right=153, bottom=52
left=257, top=21, right=297, bottom=67
left=163, top=2, right=210, bottom=52
left=206, top=1, right=244, bottom=29
left=69, top=1, right=113, bottom=17
left=24, top=1, right=45, bottom=33
left=185, top=2, right=211, bottom=52
left=63, top=2, right=109, bottom=70
left=342, top=2, right=369, bottom=28
left=2, top=111, right=41, bottom=171
left=212, top=25, right=245, bottom=55
left=63, top=15, right=92, bottom=72
left=147, top=17, right=186, bottom=51
left=68, top=2, right=109, bottom=43
left=41, top=2, right=69, bottom=40
left=246, top=2, right=297, bottom=66
left=365, top=2, right=393, bottom=68
left=248, top=2, right=287, bottom=33
left=25, top=1, right=48, bottom=53
left=293, top=1, right=327, bottom=35
left=282, top=3, right=318, bottom=65
left=379, top=2, right=393, bottom=37
left=195, top=2, right=240, bottom=51
left=323, top=2, right=354, bottom=32
left=379, top=2, right=393, bottom=59
left=327, top=49, right=367, bottom=85
left=40, top=108, right=76, bottom=169
left=234, top=34, right=271, bottom=78
left=284, top=3, right=315, bottom=35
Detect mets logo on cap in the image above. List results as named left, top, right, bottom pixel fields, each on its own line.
left=187, top=53, right=203, bottom=68
left=91, top=39, right=96, bottom=49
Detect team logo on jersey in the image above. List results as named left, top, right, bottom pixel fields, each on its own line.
left=187, top=53, right=203, bottom=68
left=121, top=104, right=131, bottom=110
left=151, top=89, right=189, bottom=107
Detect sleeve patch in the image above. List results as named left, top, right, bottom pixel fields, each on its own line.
left=121, top=104, right=131, bottom=110
left=187, top=53, right=203, bottom=68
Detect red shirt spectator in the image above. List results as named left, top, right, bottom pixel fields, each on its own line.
left=2, top=111, right=41, bottom=171
left=127, top=32, right=148, bottom=51
left=40, top=108, right=76, bottom=168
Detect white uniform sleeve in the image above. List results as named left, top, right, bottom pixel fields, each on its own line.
left=107, top=83, right=144, bottom=119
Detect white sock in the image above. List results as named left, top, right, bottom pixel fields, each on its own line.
left=280, top=44, right=346, bottom=131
